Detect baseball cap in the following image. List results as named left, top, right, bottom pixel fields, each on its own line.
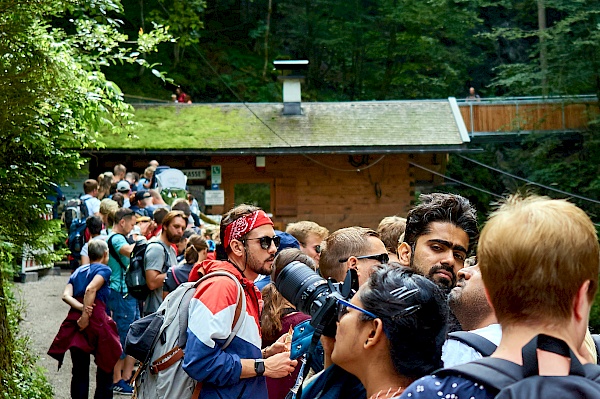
left=116, top=180, right=130, bottom=192
left=275, top=230, right=300, bottom=255
left=136, top=215, right=152, bottom=223
left=135, top=190, right=152, bottom=201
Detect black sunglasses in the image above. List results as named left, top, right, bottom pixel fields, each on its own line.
left=243, top=235, right=281, bottom=250
left=301, top=242, right=322, bottom=254
left=339, top=253, right=389, bottom=264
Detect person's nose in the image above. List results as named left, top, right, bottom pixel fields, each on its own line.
left=457, top=267, right=472, bottom=281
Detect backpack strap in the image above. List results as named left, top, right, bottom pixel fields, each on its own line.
left=436, top=357, right=523, bottom=394
left=592, top=334, right=600, bottom=364
left=178, top=270, right=247, bottom=350
left=170, top=265, right=182, bottom=286
left=448, top=331, right=498, bottom=357
left=108, top=234, right=128, bottom=271
left=143, top=241, right=170, bottom=272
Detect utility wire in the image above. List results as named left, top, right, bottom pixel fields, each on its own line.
left=408, top=161, right=503, bottom=198
left=458, top=155, right=600, bottom=205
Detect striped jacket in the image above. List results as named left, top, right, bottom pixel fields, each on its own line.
left=182, top=260, right=266, bottom=399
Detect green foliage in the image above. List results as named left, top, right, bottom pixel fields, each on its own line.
left=0, top=252, right=53, bottom=399
left=108, top=0, right=483, bottom=102
left=485, top=0, right=600, bottom=96
left=0, top=0, right=171, bottom=389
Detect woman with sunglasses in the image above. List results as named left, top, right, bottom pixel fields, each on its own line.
left=331, top=265, right=448, bottom=399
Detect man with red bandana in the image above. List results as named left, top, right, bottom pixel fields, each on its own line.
left=182, top=204, right=297, bottom=399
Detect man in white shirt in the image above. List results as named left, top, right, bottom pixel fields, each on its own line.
left=80, top=179, right=101, bottom=216
left=442, top=260, right=501, bottom=367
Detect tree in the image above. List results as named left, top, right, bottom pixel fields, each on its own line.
left=0, top=0, right=170, bottom=395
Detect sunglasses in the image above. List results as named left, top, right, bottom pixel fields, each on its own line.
left=338, top=253, right=389, bottom=264
left=301, top=243, right=322, bottom=254
left=243, top=235, right=281, bottom=250
left=337, top=298, right=378, bottom=322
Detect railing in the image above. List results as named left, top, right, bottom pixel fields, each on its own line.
left=456, top=95, right=599, bottom=137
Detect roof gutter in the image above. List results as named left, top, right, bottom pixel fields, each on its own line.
left=448, top=97, right=470, bottom=143
left=85, top=144, right=482, bottom=157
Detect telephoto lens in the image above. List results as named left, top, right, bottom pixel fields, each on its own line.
left=275, top=261, right=346, bottom=337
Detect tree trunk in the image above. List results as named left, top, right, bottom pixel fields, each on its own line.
left=538, top=0, right=548, bottom=96
left=262, top=0, right=273, bottom=79
left=0, top=270, right=12, bottom=380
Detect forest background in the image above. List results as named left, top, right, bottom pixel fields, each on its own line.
left=106, top=0, right=600, bottom=224
left=1, top=0, right=600, bottom=397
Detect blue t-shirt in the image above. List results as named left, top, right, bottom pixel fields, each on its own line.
left=400, top=374, right=493, bottom=399
left=107, top=233, right=130, bottom=293
left=68, top=263, right=112, bottom=305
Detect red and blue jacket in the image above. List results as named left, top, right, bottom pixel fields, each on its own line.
left=182, top=260, right=266, bottom=399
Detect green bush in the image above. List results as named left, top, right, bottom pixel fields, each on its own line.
left=0, top=252, right=52, bottom=399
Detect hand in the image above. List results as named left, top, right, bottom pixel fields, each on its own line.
left=84, top=304, right=95, bottom=316
left=77, top=316, right=90, bottom=331
left=265, top=341, right=288, bottom=357
left=264, top=352, right=297, bottom=379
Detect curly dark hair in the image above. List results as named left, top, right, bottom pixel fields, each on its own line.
left=403, top=193, right=479, bottom=251
left=358, top=265, right=448, bottom=379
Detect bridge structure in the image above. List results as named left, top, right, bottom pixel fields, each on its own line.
left=456, top=95, right=599, bottom=143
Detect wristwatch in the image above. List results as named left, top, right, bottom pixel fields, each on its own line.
left=254, top=359, right=265, bottom=377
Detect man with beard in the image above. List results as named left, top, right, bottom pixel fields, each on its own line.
left=442, top=259, right=500, bottom=367
left=397, top=193, right=478, bottom=294
left=182, top=204, right=297, bottom=399
left=143, top=210, right=186, bottom=315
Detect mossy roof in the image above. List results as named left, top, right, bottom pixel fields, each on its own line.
left=100, top=100, right=468, bottom=154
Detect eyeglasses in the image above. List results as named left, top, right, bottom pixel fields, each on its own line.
left=337, top=298, right=378, bottom=322
left=338, top=253, right=389, bottom=264
left=243, top=235, right=281, bottom=250
left=301, top=243, right=321, bottom=254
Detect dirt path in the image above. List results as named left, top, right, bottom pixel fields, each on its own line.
left=15, top=270, right=98, bottom=399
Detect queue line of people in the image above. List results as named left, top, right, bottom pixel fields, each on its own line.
left=50, top=191, right=600, bottom=399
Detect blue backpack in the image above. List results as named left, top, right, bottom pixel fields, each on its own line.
left=67, top=219, right=88, bottom=260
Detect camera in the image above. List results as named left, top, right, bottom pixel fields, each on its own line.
left=275, top=261, right=358, bottom=337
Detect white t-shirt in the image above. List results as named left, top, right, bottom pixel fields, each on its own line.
left=442, top=323, right=502, bottom=367
left=80, top=234, right=109, bottom=260
left=80, top=194, right=101, bottom=216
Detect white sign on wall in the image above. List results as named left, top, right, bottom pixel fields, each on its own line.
left=211, top=165, right=222, bottom=185
left=182, top=169, right=207, bottom=180
left=205, top=190, right=225, bottom=205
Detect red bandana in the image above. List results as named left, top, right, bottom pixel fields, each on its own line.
left=223, top=210, right=274, bottom=249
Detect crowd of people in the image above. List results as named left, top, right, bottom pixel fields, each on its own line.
left=48, top=172, right=600, bottom=399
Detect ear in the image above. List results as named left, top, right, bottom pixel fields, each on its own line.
left=397, top=242, right=412, bottom=267
left=347, top=257, right=358, bottom=271
left=573, top=280, right=591, bottom=322
left=364, top=318, right=386, bottom=349
left=229, top=239, right=245, bottom=257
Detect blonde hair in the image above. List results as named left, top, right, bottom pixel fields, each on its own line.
left=99, top=199, right=119, bottom=226
left=286, top=221, right=329, bottom=244
left=377, top=216, right=407, bottom=255
left=479, top=195, right=599, bottom=326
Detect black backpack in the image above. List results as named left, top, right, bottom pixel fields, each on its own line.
left=448, top=331, right=498, bottom=357
left=126, top=241, right=168, bottom=301
left=437, top=334, right=600, bottom=398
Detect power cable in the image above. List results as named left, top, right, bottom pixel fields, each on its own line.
left=458, top=155, right=600, bottom=205
left=408, top=161, right=503, bottom=198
